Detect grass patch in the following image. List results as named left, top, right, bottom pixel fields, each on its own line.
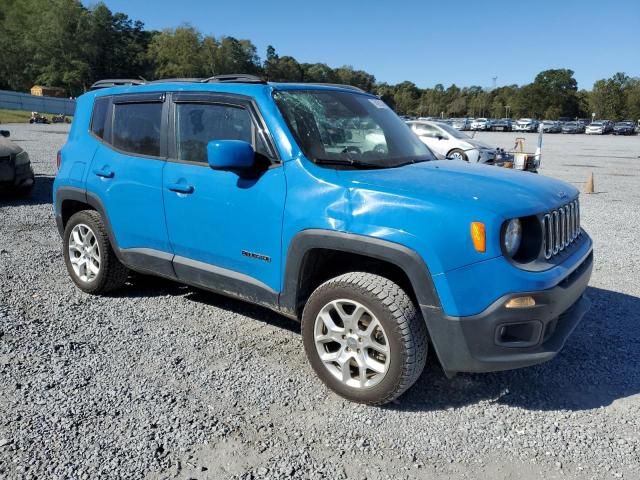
left=0, top=109, right=33, bottom=123
left=0, top=109, right=73, bottom=124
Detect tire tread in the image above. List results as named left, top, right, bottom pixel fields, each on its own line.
left=302, top=272, right=428, bottom=405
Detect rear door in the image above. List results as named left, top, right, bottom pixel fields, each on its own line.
left=162, top=93, right=285, bottom=302
left=86, top=92, right=173, bottom=272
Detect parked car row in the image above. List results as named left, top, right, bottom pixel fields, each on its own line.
left=400, top=116, right=639, bottom=135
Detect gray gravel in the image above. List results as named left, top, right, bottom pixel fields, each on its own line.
left=1, top=124, right=639, bottom=480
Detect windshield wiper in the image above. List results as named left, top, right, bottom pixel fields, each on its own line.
left=392, top=157, right=432, bottom=167
left=314, top=158, right=386, bottom=169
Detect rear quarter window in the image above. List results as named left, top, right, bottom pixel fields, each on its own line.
left=90, top=97, right=110, bottom=139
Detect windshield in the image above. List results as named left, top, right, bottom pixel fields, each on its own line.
left=273, top=90, right=434, bottom=168
left=434, top=122, right=469, bottom=139
left=591, top=122, right=603, bottom=126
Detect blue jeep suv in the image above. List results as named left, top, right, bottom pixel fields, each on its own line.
left=53, top=75, right=593, bottom=405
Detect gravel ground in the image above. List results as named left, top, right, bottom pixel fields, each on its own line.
left=1, top=124, right=639, bottom=480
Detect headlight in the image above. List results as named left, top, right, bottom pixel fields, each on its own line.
left=15, top=150, right=30, bottom=166
left=503, top=219, right=522, bottom=256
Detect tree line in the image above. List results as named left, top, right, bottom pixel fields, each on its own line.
left=1, top=0, right=638, bottom=121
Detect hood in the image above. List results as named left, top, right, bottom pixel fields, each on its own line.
left=0, top=138, right=23, bottom=156
left=337, top=160, right=577, bottom=219
left=464, top=138, right=493, bottom=150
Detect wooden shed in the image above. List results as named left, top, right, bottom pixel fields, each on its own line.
left=30, top=85, right=66, bottom=98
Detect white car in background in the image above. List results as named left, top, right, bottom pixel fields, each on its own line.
left=451, top=118, right=472, bottom=130
left=470, top=118, right=491, bottom=131
left=406, top=120, right=497, bottom=163
left=585, top=121, right=606, bottom=135
left=513, top=118, right=539, bottom=132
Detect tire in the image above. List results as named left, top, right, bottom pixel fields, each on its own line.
left=301, top=272, right=428, bottom=405
left=63, top=210, right=129, bottom=294
left=447, top=149, right=468, bottom=161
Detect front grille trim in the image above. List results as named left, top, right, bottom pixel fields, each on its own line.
left=542, top=199, right=581, bottom=260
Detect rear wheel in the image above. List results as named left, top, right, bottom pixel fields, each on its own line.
left=302, top=272, right=428, bottom=405
left=63, top=210, right=129, bottom=294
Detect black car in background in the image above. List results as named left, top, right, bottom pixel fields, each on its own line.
left=490, top=118, right=512, bottom=131
left=562, top=121, right=586, bottom=134
left=0, top=131, right=35, bottom=195
left=613, top=121, right=636, bottom=135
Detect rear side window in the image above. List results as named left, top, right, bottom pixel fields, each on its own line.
left=90, top=97, right=110, bottom=139
left=175, top=103, right=268, bottom=163
left=112, top=103, right=162, bottom=157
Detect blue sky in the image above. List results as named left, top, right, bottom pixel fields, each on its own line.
left=85, top=0, right=639, bottom=89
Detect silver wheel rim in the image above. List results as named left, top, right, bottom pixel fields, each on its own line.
left=314, top=299, right=390, bottom=389
left=450, top=151, right=464, bottom=160
left=68, top=223, right=101, bottom=283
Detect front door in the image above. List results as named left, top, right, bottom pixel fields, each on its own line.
left=162, top=93, right=285, bottom=304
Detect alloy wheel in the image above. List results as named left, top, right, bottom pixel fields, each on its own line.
left=314, top=299, right=390, bottom=389
left=68, top=223, right=101, bottom=282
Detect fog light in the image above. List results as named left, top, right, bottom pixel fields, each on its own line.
left=505, top=296, right=536, bottom=308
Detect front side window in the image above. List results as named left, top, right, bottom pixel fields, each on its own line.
left=273, top=90, right=434, bottom=168
left=411, top=123, right=440, bottom=138
left=112, top=102, right=162, bottom=157
left=175, top=103, right=268, bottom=163
left=435, top=122, right=469, bottom=140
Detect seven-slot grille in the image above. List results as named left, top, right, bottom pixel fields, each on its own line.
left=542, top=199, right=581, bottom=259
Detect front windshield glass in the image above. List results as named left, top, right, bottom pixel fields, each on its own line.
left=273, top=90, right=434, bottom=167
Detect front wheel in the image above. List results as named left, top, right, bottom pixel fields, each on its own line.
left=447, top=149, right=468, bottom=161
left=301, top=272, right=428, bottom=405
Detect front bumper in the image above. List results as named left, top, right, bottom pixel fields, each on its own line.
left=424, top=249, right=593, bottom=375
left=0, top=157, right=34, bottom=189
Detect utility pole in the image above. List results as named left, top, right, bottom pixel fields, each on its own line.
left=492, top=76, right=497, bottom=90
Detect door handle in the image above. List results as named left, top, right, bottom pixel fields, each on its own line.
left=94, top=168, right=114, bottom=178
left=167, top=183, right=194, bottom=194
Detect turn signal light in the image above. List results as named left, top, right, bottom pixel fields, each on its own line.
left=470, top=222, right=486, bottom=253
left=505, top=296, right=536, bottom=309
left=56, top=150, right=61, bottom=170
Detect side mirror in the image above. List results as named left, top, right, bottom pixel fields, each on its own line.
left=0, top=130, right=9, bottom=138
left=207, top=140, right=255, bottom=170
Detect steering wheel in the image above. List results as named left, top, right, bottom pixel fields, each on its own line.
left=341, top=146, right=362, bottom=157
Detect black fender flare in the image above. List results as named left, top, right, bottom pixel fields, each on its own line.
left=54, top=187, right=120, bottom=253
left=279, top=229, right=442, bottom=315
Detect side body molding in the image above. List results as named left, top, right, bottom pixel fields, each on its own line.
left=54, top=186, right=278, bottom=309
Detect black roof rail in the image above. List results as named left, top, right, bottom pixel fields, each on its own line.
left=89, top=79, right=145, bottom=90
left=149, top=78, right=204, bottom=84
left=202, top=74, right=266, bottom=84
left=304, top=83, right=366, bottom=93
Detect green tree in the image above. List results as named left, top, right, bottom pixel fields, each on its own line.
left=301, top=63, right=338, bottom=83
left=527, top=69, right=579, bottom=118
left=590, top=73, right=628, bottom=120
left=147, top=26, right=206, bottom=78
left=333, top=66, right=375, bottom=92
left=213, top=37, right=261, bottom=75
left=623, top=78, right=640, bottom=121
left=263, top=46, right=303, bottom=82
